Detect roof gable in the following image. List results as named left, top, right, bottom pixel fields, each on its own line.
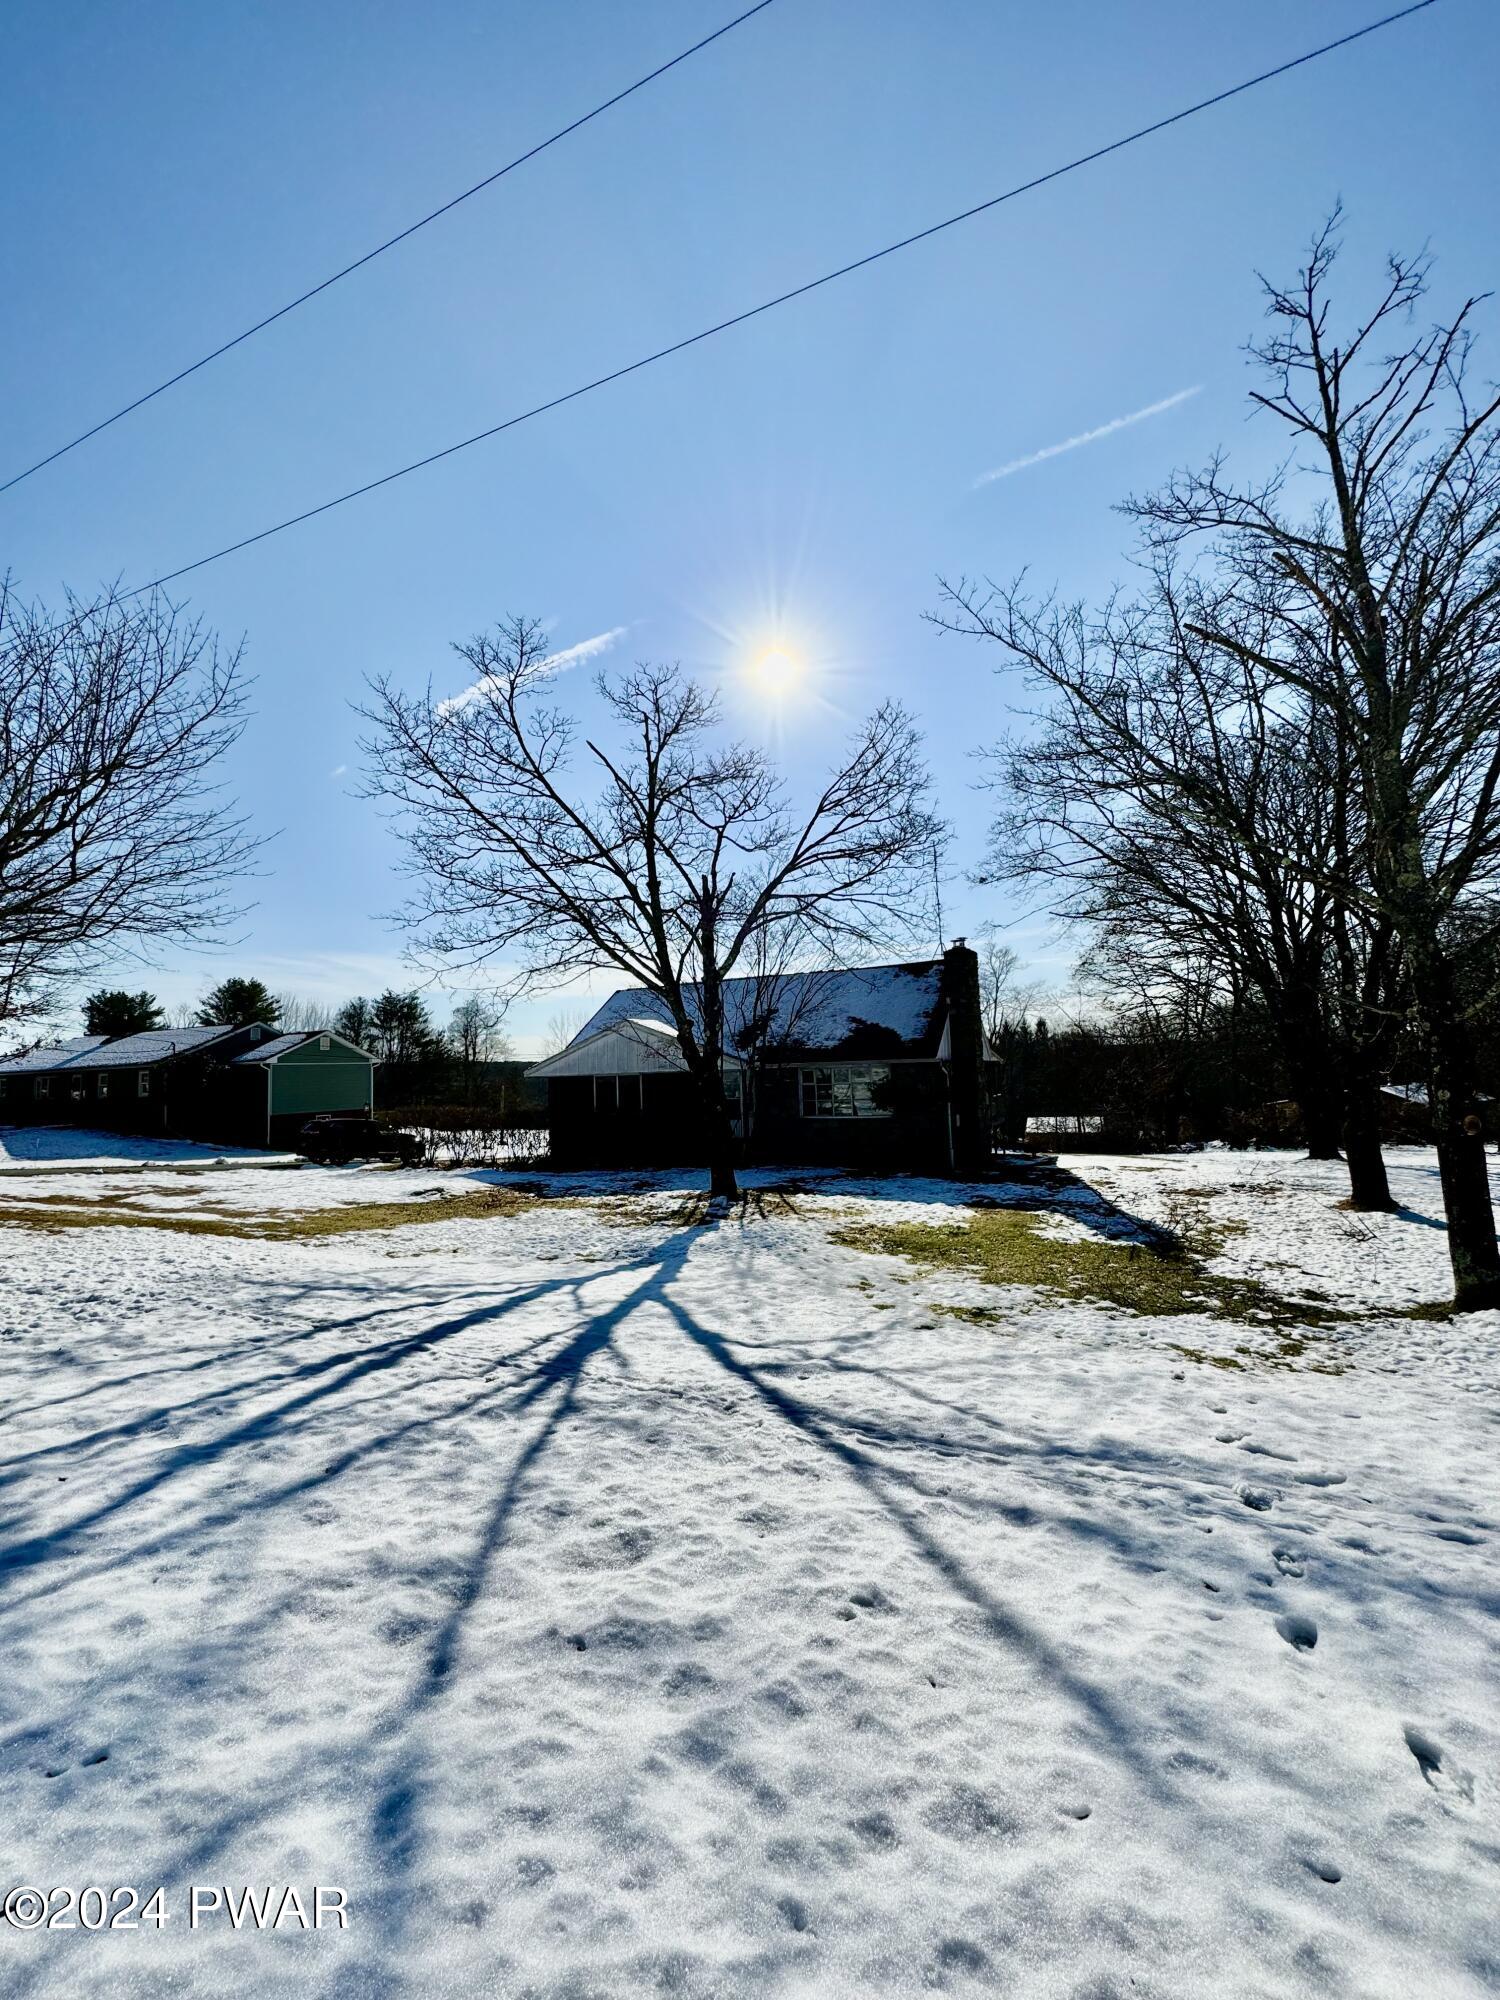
left=230, top=1031, right=375, bottom=1066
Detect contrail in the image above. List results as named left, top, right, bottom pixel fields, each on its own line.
left=974, top=385, right=1202, bottom=486
left=438, top=626, right=628, bottom=714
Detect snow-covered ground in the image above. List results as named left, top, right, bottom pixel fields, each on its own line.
left=0, top=1124, right=296, bottom=1171
left=0, top=1150, right=1495, bottom=1998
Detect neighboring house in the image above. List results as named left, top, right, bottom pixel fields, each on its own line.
left=0, top=1025, right=375, bottom=1150
left=1023, top=1115, right=1105, bottom=1152
left=526, top=944, right=991, bottom=1175
left=1379, top=1080, right=1493, bottom=1142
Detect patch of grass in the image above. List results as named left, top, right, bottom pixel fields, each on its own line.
left=832, top=1207, right=1350, bottom=1331
left=0, top=1186, right=543, bottom=1242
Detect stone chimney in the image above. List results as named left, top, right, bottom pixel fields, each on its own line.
left=941, top=942, right=989, bottom=1176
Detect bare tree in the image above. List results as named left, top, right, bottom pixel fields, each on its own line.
left=274, top=992, right=333, bottom=1031
left=360, top=617, right=941, bottom=1197
left=937, top=568, right=1401, bottom=1208
left=451, top=994, right=510, bottom=1100
left=0, top=582, right=255, bottom=1028
left=539, top=1006, right=588, bottom=1059
left=975, top=934, right=1046, bottom=1045
left=1126, top=217, right=1500, bottom=1304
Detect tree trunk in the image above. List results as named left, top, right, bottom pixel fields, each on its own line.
left=1428, top=1019, right=1500, bottom=1310
left=1293, top=1063, right=1343, bottom=1161
left=1341, top=1073, right=1394, bottom=1212
left=701, top=1088, right=739, bottom=1201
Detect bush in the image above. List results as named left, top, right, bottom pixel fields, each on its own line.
left=378, top=1105, right=549, bottom=1169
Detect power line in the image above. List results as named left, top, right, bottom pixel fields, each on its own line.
left=124, top=0, right=1436, bottom=599
left=0, top=0, right=779, bottom=497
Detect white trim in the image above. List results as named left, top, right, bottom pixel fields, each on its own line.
left=527, top=1020, right=738, bottom=1080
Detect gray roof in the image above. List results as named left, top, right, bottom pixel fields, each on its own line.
left=0, top=1026, right=240, bottom=1075
left=572, top=959, right=949, bottom=1060
left=230, top=1031, right=315, bottom=1065
left=0, top=1036, right=109, bottom=1074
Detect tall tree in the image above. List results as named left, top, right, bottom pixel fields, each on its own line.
left=361, top=617, right=940, bottom=1197
left=936, top=569, right=1400, bottom=1208
left=0, top=582, right=254, bottom=1028
left=451, top=995, right=509, bottom=1099
left=197, top=976, right=278, bottom=1028
left=333, top=996, right=375, bottom=1049
left=1130, top=218, right=1500, bottom=1305
left=368, top=989, right=438, bottom=1066
left=83, top=988, right=165, bottom=1037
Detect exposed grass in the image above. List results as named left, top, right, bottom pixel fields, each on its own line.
left=0, top=1185, right=543, bottom=1242
left=832, top=1207, right=1351, bottom=1332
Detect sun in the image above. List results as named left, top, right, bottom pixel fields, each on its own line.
left=749, top=645, right=800, bottom=696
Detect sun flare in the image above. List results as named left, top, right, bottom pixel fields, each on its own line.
left=749, top=645, right=800, bottom=696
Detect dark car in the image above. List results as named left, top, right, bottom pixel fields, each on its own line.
left=298, top=1116, right=421, bottom=1166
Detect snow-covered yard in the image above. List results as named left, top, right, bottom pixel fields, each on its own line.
left=0, top=1149, right=1494, bottom=1998
left=0, top=1124, right=297, bottom=1171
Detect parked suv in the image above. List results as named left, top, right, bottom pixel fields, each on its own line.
left=298, top=1116, right=421, bottom=1166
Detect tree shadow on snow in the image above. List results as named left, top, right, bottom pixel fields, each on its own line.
left=0, top=1203, right=1254, bottom=1986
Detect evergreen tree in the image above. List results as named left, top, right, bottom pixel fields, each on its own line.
left=197, top=976, right=278, bottom=1028
left=333, top=996, right=374, bottom=1048
left=83, top=988, right=165, bottom=1037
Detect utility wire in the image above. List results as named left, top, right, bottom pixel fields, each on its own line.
left=0, top=0, right=779, bottom=496
left=120, top=0, right=1437, bottom=599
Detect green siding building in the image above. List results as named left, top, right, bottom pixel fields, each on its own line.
left=230, top=1032, right=376, bottom=1147
left=0, top=1024, right=376, bottom=1151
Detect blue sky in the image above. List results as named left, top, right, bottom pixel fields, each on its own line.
left=3, top=0, right=1494, bottom=1051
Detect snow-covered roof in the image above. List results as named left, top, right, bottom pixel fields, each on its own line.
left=0, top=1036, right=109, bottom=1074
left=1381, top=1080, right=1492, bottom=1107
left=0, top=1026, right=243, bottom=1074
left=569, top=959, right=949, bottom=1061
left=230, top=1032, right=314, bottom=1065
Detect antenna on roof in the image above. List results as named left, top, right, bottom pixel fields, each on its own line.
left=931, top=842, right=945, bottom=957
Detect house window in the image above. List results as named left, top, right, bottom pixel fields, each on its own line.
left=97, top=1072, right=110, bottom=1099
left=137, top=1070, right=151, bottom=1098
left=34, top=1076, right=50, bottom=1100
left=319, top=1035, right=331, bottom=1050
left=797, top=1064, right=893, bottom=1119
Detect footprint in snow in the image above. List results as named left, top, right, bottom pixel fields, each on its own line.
left=1272, top=1548, right=1305, bottom=1577
left=1237, top=1483, right=1278, bottom=1512
left=1404, top=1725, right=1476, bottom=1805
left=1275, top=1613, right=1318, bottom=1651
left=1305, top=1857, right=1342, bottom=1884
left=848, top=1583, right=896, bottom=1614
left=1431, top=1526, right=1483, bottom=1545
